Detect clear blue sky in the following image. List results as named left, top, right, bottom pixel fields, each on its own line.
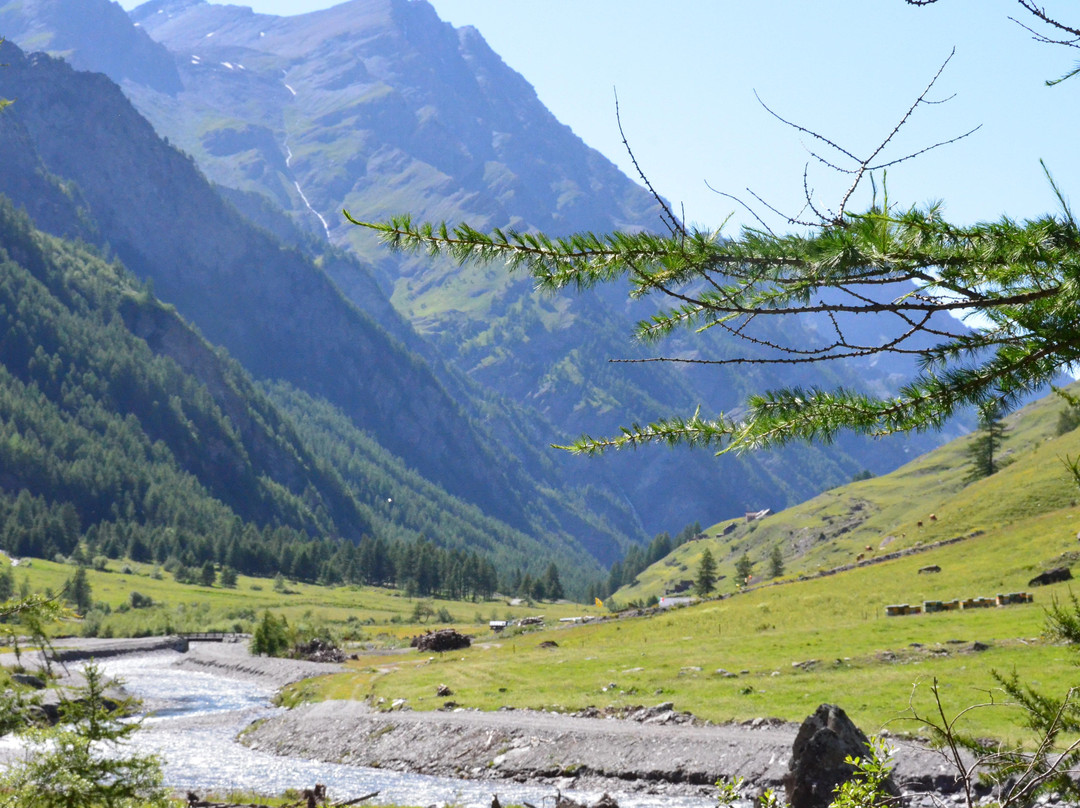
left=119, top=0, right=1079, bottom=232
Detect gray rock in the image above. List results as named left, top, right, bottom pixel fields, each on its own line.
left=11, top=673, right=46, bottom=689
left=783, top=704, right=899, bottom=808
left=1029, top=567, right=1072, bottom=587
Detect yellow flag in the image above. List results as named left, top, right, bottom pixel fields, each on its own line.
left=595, top=597, right=604, bottom=608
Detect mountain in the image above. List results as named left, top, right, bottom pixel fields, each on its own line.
left=0, top=182, right=609, bottom=591
left=116, top=0, right=963, bottom=522
left=0, top=0, right=966, bottom=552
left=0, top=37, right=641, bottom=575
left=0, top=0, right=182, bottom=93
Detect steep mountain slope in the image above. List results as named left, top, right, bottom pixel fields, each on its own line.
left=0, top=38, right=633, bottom=566
left=0, top=194, right=364, bottom=547
left=114, top=0, right=957, bottom=528
left=614, top=382, right=1080, bottom=603
left=0, top=192, right=607, bottom=587
left=0, top=0, right=182, bottom=92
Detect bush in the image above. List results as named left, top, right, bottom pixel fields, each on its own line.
left=251, top=610, right=291, bottom=657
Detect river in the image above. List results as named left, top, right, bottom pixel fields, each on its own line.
left=80, top=651, right=716, bottom=808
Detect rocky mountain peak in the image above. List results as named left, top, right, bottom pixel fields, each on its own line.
left=0, top=0, right=182, bottom=93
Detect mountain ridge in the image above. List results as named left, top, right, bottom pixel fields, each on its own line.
left=0, top=37, right=636, bottom=566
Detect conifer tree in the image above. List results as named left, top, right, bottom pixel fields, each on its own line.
left=1, top=661, right=165, bottom=808
left=352, top=35, right=1080, bottom=457
left=65, top=566, right=92, bottom=614
left=542, top=562, right=565, bottom=601
left=768, top=545, right=785, bottom=579
left=694, top=548, right=717, bottom=597
left=965, top=402, right=1008, bottom=482
left=734, top=553, right=754, bottom=587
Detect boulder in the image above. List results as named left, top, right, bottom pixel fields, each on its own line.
left=1028, top=567, right=1072, bottom=587
left=11, top=673, right=46, bottom=689
left=783, top=704, right=899, bottom=808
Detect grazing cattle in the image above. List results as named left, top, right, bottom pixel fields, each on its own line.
left=929, top=514, right=937, bottom=521
left=864, top=545, right=873, bottom=552
left=916, top=521, right=923, bottom=528
left=855, top=553, right=865, bottom=562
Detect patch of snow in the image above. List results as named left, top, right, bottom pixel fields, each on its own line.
left=222, top=62, right=234, bottom=69
left=191, top=55, right=201, bottom=64
left=205, top=31, right=214, bottom=37
left=260, top=31, right=266, bottom=37
left=284, top=83, right=296, bottom=96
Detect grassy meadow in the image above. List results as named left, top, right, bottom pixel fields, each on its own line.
left=0, top=553, right=596, bottom=646
left=5, top=385, right=1080, bottom=747
left=278, top=386, right=1080, bottom=744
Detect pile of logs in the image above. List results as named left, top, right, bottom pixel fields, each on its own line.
left=290, top=638, right=347, bottom=663
left=410, top=628, right=471, bottom=652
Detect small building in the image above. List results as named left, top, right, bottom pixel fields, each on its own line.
left=488, top=620, right=508, bottom=632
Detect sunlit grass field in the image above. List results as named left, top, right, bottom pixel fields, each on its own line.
left=0, top=554, right=597, bottom=645
left=6, top=385, right=1080, bottom=745
left=281, top=387, right=1080, bottom=743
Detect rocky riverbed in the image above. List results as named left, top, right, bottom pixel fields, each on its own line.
left=241, top=696, right=965, bottom=801
left=3, top=638, right=969, bottom=804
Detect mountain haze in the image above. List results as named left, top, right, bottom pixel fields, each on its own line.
left=119, top=0, right=958, bottom=520
left=0, top=37, right=637, bottom=572
left=0, top=0, right=967, bottom=565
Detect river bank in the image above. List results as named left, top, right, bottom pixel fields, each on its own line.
left=3, top=638, right=966, bottom=805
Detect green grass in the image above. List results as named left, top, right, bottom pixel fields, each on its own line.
left=278, top=387, right=1080, bottom=743
left=298, top=544, right=1076, bottom=741
left=9, top=387, right=1080, bottom=746
left=619, top=382, right=1080, bottom=604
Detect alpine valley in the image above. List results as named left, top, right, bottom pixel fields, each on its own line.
left=0, top=0, right=964, bottom=595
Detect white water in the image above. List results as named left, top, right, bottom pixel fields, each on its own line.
left=93, top=653, right=712, bottom=808
left=283, top=138, right=332, bottom=239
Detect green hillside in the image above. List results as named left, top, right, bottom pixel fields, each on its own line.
left=615, top=385, right=1080, bottom=603
left=289, top=388, right=1080, bottom=742
left=0, top=194, right=606, bottom=595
